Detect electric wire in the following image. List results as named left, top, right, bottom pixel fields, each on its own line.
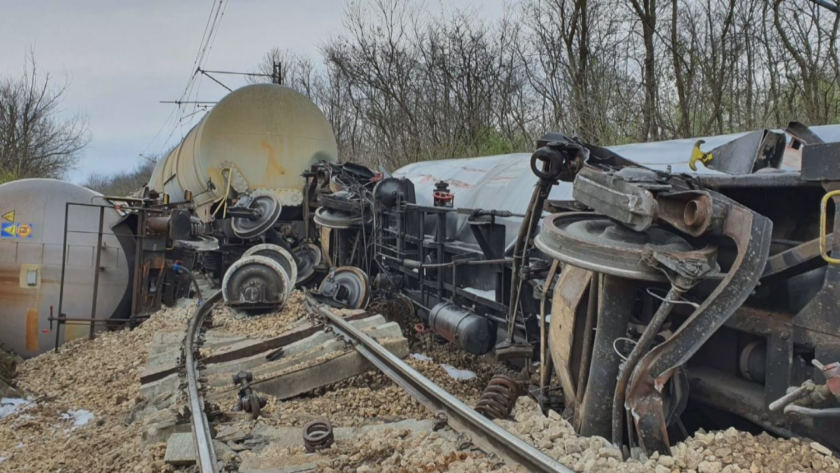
left=155, top=0, right=230, bottom=158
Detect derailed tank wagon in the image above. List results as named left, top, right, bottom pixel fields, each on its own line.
left=0, top=179, right=132, bottom=356
left=306, top=123, right=840, bottom=456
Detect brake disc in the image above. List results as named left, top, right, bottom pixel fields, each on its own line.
left=534, top=213, right=716, bottom=282
left=222, top=255, right=290, bottom=310
left=317, top=266, right=370, bottom=309
left=243, top=244, right=298, bottom=298
left=231, top=194, right=282, bottom=239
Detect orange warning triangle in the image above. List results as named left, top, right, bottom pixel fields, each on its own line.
left=1, top=210, right=13, bottom=223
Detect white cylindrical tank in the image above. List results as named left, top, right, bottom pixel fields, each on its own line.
left=0, top=179, right=131, bottom=357
left=149, top=84, right=338, bottom=221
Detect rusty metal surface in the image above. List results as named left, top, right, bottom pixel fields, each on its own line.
left=572, top=167, right=658, bottom=231
left=655, top=191, right=722, bottom=237
left=303, top=420, right=335, bottom=452
left=0, top=179, right=131, bottom=357
left=185, top=291, right=222, bottom=472
left=149, top=84, right=338, bottom=219
left=475, top=375, right=520, bottom=420
left=548, top=265, right=593, bottom=407
left=611, top=286, right=679, bottom=446
left=624, top=195, right=772, bottom=455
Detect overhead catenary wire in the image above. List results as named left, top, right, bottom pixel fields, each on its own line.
left=185, top=0, right=229, bottom=121
left=154, top=0, right=230, bottom=158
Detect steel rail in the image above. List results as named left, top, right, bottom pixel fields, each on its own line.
left=185, top=291, right=222, bottom=473
left=314, top=303, right=573, bottom=473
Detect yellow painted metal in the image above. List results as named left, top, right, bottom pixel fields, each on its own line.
left=149, top=84, right=338, bottom=221
left=819, top=190, right=840, bottom=264
left=689, top=139, right=714, bottom=171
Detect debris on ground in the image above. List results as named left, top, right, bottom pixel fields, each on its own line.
left=2, top=296, right=837, bottom=472
left=211, top=290, right=307, bottom=338
left=0, top=343, right=22, bottom=398
left=0, top=303, right=195, bottom=472
left=0, top=398, right=29, bottom=420
left=496, top=397, right=840, bottom=473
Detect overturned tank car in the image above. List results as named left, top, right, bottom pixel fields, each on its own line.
left=0, top=179, right=132, bottom=357
left=305, top=123, right=840, bottom=456
left=147, top=83, right=338, bottom=311
left=31, top=84, right=341, bottom=357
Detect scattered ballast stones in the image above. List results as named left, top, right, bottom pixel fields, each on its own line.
left=495, top=397, right=840, bottom=473
left=0, top=303, right=196, bottom=472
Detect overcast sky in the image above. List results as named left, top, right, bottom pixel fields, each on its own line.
left=0, top=0, right=506, bottom=183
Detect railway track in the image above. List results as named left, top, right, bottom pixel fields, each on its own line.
left=307, top=298, right=574, bottom=473
left=184, top=291, right=222, bottom=473
left=183, top=289, right=573, bottom=472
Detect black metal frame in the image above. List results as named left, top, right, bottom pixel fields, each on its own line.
left=373, top=195, right=541, bottom=341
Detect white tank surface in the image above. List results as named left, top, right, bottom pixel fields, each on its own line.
left=0, top=179, right=131, bottom=357
left=393, top=124, right=840, bottom=248
left=150, top=84, right=338, bottom=221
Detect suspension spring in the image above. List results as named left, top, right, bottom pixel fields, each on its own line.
left=475, top=375, right=520, bottom=420
left=303, top=420, right=335, bottom=452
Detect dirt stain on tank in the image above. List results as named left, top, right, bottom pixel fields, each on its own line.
left=25, top=308, right=39, bottom=352
left=261, top=141, right=288, bottom=181
left=0, top=268, right=29, bottom=303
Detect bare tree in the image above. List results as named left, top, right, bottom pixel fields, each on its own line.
left=83, top=155, right=158, bottom=197
left=626, top=0, right=660, bottom=141
left=0, top=50, right=89, bottom=180
left=772, top=0, right=840, bottom=125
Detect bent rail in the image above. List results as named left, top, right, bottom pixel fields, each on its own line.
left=312, top=301, right=573, bottom=473
left=185, top=291, right=223, bottom=472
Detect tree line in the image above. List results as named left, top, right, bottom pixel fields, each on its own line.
left=252, top=0, right=840, bottom=170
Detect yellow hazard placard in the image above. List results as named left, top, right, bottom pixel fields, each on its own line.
left=1, top=223, right=17, bottom=238
left=2, top=210, right=14, bottom=223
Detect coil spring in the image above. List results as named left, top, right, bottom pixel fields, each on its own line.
left=303, top=420, right=335, bottom=452
left=475, top=375, right=520, bottom=420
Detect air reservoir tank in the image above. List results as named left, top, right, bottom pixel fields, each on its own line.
left=0, top=179, right=131, bottom=357
left=149, top=84, right=338, bottom=221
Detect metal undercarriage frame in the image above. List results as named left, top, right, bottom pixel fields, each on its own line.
left=533, top=134, right=840, bottom=456
left=373, top=195, right=538, bottom=346
left=351, top=133, right=840, bottom=455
